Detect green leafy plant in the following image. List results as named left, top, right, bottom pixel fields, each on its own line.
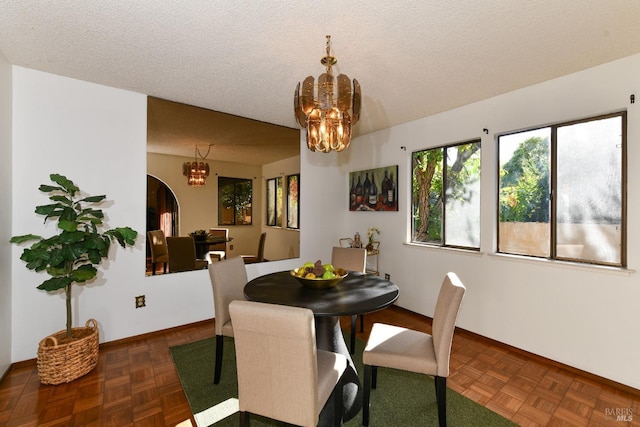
left=367, top=227, right=380, bottom=244
left=10, top=174, right=138, bottom=338
left=190, top=229, right=210, bottom=240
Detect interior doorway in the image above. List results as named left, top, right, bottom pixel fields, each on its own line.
left=146, top=175, right=178, bottom=274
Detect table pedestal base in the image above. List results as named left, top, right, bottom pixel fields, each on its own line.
left=315, top=316, right=362, bottom=426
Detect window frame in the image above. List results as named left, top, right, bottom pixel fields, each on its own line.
left=218, top=176, right=253, bottom=226
left=286, top=174, right=300, bottom=229
left=496, top=111, right=627, bottom=267
left=266, top=177, right=283, bottom=227
left=411, top=139, right=482, bottom=250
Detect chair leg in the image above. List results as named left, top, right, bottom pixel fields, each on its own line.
left=214, top=335, right=223, bottom=384
left=434, top=376, right=447, bottom=427
left=239, top=411, right=249, bottom=426
left=363, top=364, right=372, bottom=426
left=350, top=315, right=357, bottom=354
left=371, top=366, right=377, bottom=389
left=152, top=262, right=156, bottom=275
left=333, top=375, right=343, bottom=427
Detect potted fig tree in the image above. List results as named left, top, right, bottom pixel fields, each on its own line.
left=10, top=173, right=137, bottom=384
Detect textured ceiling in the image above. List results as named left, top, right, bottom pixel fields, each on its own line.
left=147, top=97, right=300, bottom=165
left=2, top=1, right=640, bottom=163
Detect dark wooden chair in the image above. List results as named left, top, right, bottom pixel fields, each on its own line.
left=242, top=232, right=266, bottom=264
left=207, top=228, right=229, bottom=262
left=166, top=236, right=208, bottom=272
left=148, top=230, right=168, bottom=275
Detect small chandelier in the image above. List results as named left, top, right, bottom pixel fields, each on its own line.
left=294, top=35, right=361, bottom=153
left=182, top=144, right=212, bottom=186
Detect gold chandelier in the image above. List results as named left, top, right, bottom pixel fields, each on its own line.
left=182, top=144, right=212, bottom=186
left=294, top=35, right=361, bottom=153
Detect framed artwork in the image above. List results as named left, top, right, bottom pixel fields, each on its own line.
left=266, top=177, right=284, bottom=227
left=349, top=165, right=398, bottom=211
left=287, top=174, right=300, bottom=229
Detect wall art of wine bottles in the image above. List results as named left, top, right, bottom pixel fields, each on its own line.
left=349, top=165, right=398, bottom=211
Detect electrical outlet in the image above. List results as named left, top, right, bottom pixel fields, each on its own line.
left=135, top=295, right=146, bottom=308
left=385, top=273, right=391, bottom=280
left=229, top=244, right=234, bottom=250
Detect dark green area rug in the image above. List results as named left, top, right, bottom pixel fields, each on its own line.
left=170, top=335, right=517, bottom=426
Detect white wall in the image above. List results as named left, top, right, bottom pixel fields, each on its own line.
left=10, top=67, right=148, bottom=360
left=0, top=50, right=13, bottom=376
left=10, top=67, right=300, bottom=363
left=304, top=53, right=640, bottom=389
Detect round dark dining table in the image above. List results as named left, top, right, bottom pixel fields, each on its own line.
left=244, top=270, right=399, bottom=425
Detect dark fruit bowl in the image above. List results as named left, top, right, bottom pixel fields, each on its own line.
left=189, top=232, right=210, bottom=241
left=290, top=268, right=348, bottom=289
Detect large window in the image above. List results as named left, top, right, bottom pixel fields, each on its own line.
left=266, top=174, right=299, bottom=229
left=218, top=177, right=252, bottom=225
left=498, top=112, right=626, bottom=266
left=287, top=174, right=300, bottom=229
left=411, top=140, right=481, bottom=248
left=266, top=177, right=283, bottom=227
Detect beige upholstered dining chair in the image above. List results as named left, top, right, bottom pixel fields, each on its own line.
left=331, top=246, right=367, bottom=354
left=147, top=230, right=168, bottom=275
left=207, top=227, right=229, bottom=262
left=166, top=236, right=208, bottom=272
left=208, top=256, right=248, bottom=384
left=362, top=272, right=466, bottom=427
left=229, top=300, right=347, bottom=427
left=241, top=232, right=266, bottom=264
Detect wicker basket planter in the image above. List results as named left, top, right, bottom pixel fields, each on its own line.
left=37, top=318, right=99, bottom=385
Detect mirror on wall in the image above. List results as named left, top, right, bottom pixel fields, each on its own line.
left=146, top=97, right=300, bottom=276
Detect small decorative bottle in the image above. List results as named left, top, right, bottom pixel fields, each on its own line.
left=350, top=176, right=357, bottom=209
left=368, top=175, right=378, bottom=208
left=353, top=232, right=362, bottom=248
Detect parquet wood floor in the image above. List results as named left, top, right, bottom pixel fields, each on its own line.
left=1, top=305, right=639, bottom=426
